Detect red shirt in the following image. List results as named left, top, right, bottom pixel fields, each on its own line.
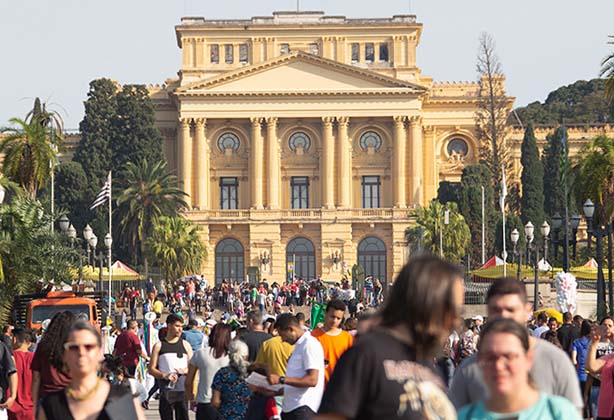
left=31, top=349, right=71, bottom=396
left=114, top=330, right=142, bottom=367
left=9, top=350, right=34, bottom=418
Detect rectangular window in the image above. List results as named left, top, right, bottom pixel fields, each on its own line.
left=379, top=43, right=389, bottom=62
left=361, top=176, right=381, bottom=208
left=224, top=44, right=234, bottom=64
left=291, top=177, right=310, bottom=209
left=365, top=43, right=375, bottom=62
left=280, top=43, right=290, bottom=54
left=309, top=43, right=319, bottom=56
left=220, top=177, right=238, bottom=209
left=351, top=43, right=359, bottom=62
left=239, top=44, right=248, bottom=63
left=210, top=44, right=219, bottom=63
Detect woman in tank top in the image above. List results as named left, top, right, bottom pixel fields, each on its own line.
left=38, top=320, right=145, bottom=420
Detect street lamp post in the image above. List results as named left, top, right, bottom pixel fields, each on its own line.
left=104, top=233, right=113, bottom=321
left=83, top=224, right=93, bottom=266
left=89, top=234, right=98, bottom=268
left=511, top=228, right=520, bottom=281
left=570, top=214, right=581, bottom=260
left=541, top=221, right=550, bottom=269
left=525, top=222, right=539, bottom=311
left=583, top=199, right=611, bottom=318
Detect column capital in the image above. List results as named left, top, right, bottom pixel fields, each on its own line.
left=194, top=118, right=206, bottom=127
left=336, top=116, right=350, bottom=126
left=250, top=117, right=263, bottom=126
left=322, top=116, right=335, bottom=125
left=265, top=117, right=278, bottom=126
left=409, top=115, right=423, bottom=126
left=179, top=117, right=192, bottom=126
left=393, top=115, right=407, bottom=125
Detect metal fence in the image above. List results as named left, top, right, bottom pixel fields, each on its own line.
left=464, top=280, right=491, bottom=305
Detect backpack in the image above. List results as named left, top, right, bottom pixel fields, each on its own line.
left=458, top=331, right=477, bottom=361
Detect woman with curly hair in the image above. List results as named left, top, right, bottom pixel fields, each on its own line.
left=211, top=339, right=252, bottom=420
left=32, top=311, right=76, bottom=405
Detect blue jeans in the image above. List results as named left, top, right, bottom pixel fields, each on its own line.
left=590, top=385, right=600, bottom=419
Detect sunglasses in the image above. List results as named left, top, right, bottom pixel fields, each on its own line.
left=64, top=342, right=99, bottom=352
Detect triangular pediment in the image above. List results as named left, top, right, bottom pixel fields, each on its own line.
left=177, top=51, right=426, bottom=95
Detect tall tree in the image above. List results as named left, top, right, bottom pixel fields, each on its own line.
left=575, top=135, right=614, bottom=224
left=520, top=122, right=545, bottom=238
left=602, top=36, right=614, bottom=102
left=405, top=201, right=470, bottom=263
left=460, top=164, right=496, bottom=268
left=111, top=85, right=164, bottom=178
left=542, top=127, right=568, bottom=218
left=74, top=78, right=117, bottom=197
left=115, top=160, right=188, bottom=278
left=55, top=161, right=89, bottom=229
left=437, top=181, right=461, bottom=207
left=475, top=32, right=513, bottom=200
left=145, top=216, right=205, bottom=281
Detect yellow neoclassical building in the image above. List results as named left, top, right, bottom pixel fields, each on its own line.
left=141, top=11, right=610, bottom=285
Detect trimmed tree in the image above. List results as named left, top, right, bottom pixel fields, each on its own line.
left=55, top=162, right=89, bottom=230
left=460, top=164, right=496, bottom=268
left=520, top=122, right=545, bottom=240
left=437, top=181, right=461, bottom=207
left=542, top=127, right=568, bottom=218
left=111, top=85, right=164, bottom=179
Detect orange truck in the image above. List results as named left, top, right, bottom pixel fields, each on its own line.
left=11, top=291, right=103, bottom=331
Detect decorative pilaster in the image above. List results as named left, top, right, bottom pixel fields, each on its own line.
left=337, top=117, right=351, bottom=208
left=177, top=118, right=193, bottom=206
left=409, top=116, right=423, bottom=207
left=321, top=117, right=335, bottom=209
left=251, top=117, right=264, bottom=209
left=422, top=125, right=437, bottom=204
left=393, top=116, right=407, bottom=208
left=194, top=118, right=208, bottom=209
left=266, top=117, right=280, bottom=209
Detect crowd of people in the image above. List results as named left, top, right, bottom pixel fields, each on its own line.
left=0, top=254, right=612, bottom=419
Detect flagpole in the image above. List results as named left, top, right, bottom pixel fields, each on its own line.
left=108, top=171, right=113, bottom=321
left=481, top=186, right=485, bottom=265
left=501, top=165, right=508, bottom=277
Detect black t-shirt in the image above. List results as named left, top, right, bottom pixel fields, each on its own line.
left=556, top=324, right=579, bottom=355
left=318, top=329, right=456, bottom=420
left=240, top=330, right=272, bottom=362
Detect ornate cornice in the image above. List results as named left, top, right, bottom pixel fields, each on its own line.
left=177, top=89, right=418, bottom=98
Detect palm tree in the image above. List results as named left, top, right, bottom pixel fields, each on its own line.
left=576, top=135, right=614, bottom=224
left=145, top=216, right=205, bottom=281
left=0, top=118, right=58, bottom=199
left=406, top=200, right=471, bottom=262
left=602, top=36, right=614, bottom=102
left=115, top=159, right=188, bottom=278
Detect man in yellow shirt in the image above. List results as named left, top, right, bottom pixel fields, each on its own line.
left=311, top=299, right=354, bottom=383
left=256, top=334, right=294, bottom=376
left=153, top=296, right=164, bottom=318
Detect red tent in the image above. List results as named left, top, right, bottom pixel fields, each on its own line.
left=479, top=256, right=505, bottom=270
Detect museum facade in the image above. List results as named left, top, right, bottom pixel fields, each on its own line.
left=140, top=11, right=609, bottom=285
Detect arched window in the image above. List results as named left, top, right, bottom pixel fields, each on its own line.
left=359, top=131, right=382, bottom=151
left=217, top=132, right=240, bottom=152
left=288, top=132, right=311, bottom=152
left=286, top=237, right=316, bottom=280
left=357, top=236, right=387, bottom=285
left=215, top=238, right=244, bottom=285
left=446, top=138, right=469, bottom=157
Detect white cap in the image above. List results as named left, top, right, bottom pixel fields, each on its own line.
left=472, top=315, right=484, bottom=322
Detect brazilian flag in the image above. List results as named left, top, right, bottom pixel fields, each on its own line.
left=310, top=302, right=326, bottom=329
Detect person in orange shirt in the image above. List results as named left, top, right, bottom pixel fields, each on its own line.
left=311, top=299, right=354, bottom=384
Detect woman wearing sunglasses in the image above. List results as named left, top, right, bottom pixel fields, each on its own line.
left=458, top=318, right=580, bottom=419
left=37, top=320, right=145, bottom=420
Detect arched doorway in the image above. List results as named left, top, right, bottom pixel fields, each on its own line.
left=286, top=237, right=316, bottom=280
left=357, top=236, right=387, bottom=285
left=215, top=238, right=244, bottom=285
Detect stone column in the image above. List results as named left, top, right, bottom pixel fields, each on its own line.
left=195, top=38, right=204, bottom=67
left=393, top=116, right=407, bottom=208
left=321, top=117, right=335, bottom=208
left=182, top=38, right=192, bottom=68
left=251, top=117, right=264, bottom=209
left=194, top=118, right=209, bottom=209
left=337, top=117, right=351, bottom=208
left=409, top=116, right=423, bottom=207
left=266, top=117, right=280, bottom=209
left=177, top=118, right=192, bottom=206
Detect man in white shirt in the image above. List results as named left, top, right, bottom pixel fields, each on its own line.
left=268, top=313, right=324, bottom=420
left=532, top=311, right=550, bottom=338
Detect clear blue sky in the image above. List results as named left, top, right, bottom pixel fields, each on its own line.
left=1, top=0, right=612, bottom=128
